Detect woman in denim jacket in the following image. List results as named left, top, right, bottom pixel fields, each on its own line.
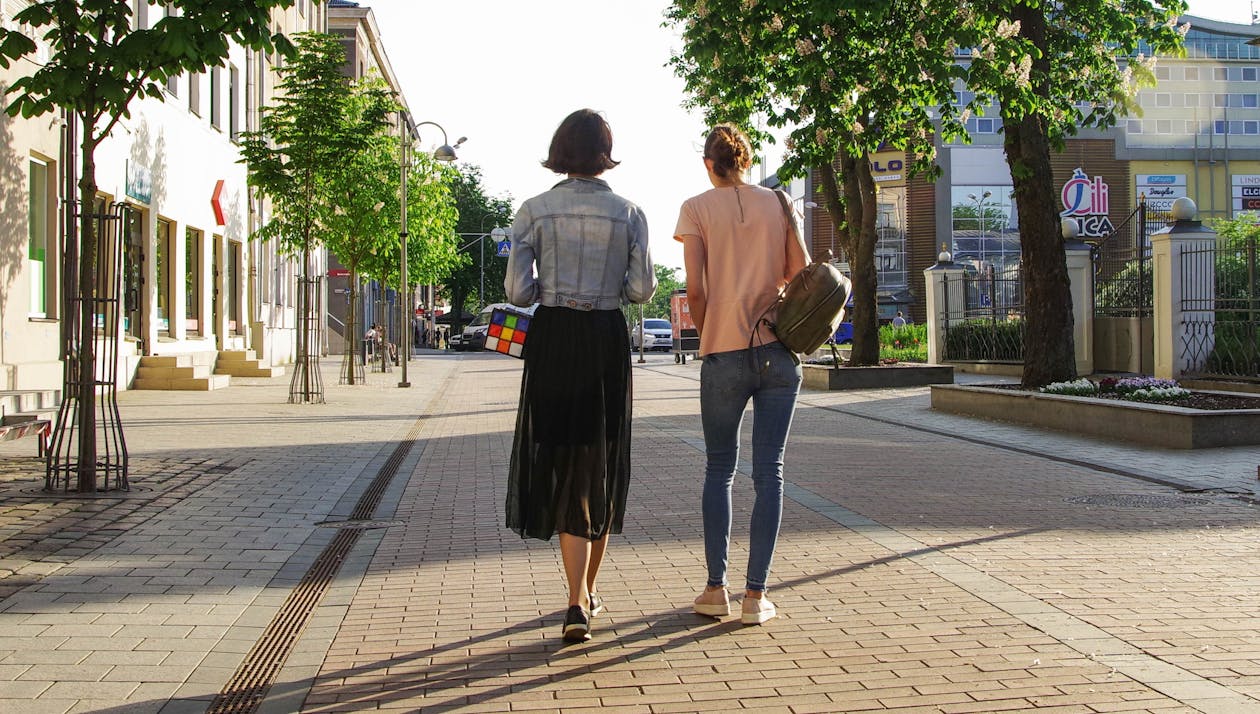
left=674, top=124, right=808, bottom=626
left=504, top=109, right=656, bottom=643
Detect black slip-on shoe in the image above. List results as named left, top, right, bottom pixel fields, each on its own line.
left=562, top=605, right=591, bottom=643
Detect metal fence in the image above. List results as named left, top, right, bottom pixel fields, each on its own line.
left=940, top=269, right=1025, bottom=362
left=1092, top=200, right=1174, bottom=318
left=1180, top=234, right=1260, bottom=381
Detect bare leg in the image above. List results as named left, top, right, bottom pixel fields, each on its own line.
left=558, top=533, right=591, bottom=608
left=586, top=533, right=610, bottom=595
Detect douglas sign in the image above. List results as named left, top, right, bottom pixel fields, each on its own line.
left=1060, top=168, right=1114, bottom=238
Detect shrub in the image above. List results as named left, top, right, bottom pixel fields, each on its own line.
left=879, top=322, right=927, bottom=363
left=943, top=319, right=1024, bottom=361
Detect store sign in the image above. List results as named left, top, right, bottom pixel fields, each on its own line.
left=869, top=151, right=904, bottom=184
left=1233, top=175, right=1260, bottom=212
left=1136, top=174, right=1187, bottom=212
left=125, top=161, right=152, bottom=204
left=1060, top=168, right=1114, bottom=238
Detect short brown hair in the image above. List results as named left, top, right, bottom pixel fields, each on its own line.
left=543, top=109, right=620, bottom=175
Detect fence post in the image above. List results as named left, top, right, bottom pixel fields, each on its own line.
left=1064, top=232, right=1095, bottom=377
left=924, top=246, right=967, bottom=365
left=1151, top=198, right=1217, bottom=380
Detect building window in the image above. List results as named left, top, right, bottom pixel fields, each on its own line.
left=156, top=218, right=172, bottom=333
left=1246, top=121, right=1260, bottom=135
left=1184, top=93, right=1199, bottom=107
left=976, top=117, right=995, bottom=133
left=1184, top=66, right=1199, bottom=81
left=1231, top=120, right=1245, bottom=135
left=1242, top=93, right=1259, bottom=108
left=185, top=227, right=202, bottom=332
left=188, top=72, right=200, bottom=115
left=1246, top=67, right=1259, bottom=82
left=1157, top=119, right=1172, bottom=134
left=1214, top=67, right=1228, bottom=81
left=1214, top=93, right=1229, bottom=107
left=1156, top=66, right=1171, bottom=82
left=228, top=241, right=242, bottom=332
left=229, top=64, right=240, bottom=140
left=950, top=185, right=1020, bottom=287
left=28, top=158, right=49, bottom=317
left=210, top=65, right=221, bottom=129
left=1127, top=120, right=1143, bottom=134
left=1155, top=93, right=1171, bottom=107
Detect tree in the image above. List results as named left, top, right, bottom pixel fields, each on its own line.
left=320, top=75, right=399, bottom=384
left=648, top=264, right=683, bottom=319
left=0, top=0, right=293, bottom=492
left=666, top=0, right=972, bottom=366
left=442, top=166, right=512, bottom=337
left=959, top=0, right=1186, bottom=386
left=238, top=32, right=356, bottom=402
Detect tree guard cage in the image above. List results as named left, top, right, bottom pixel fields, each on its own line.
left=289, top=273, right=325, bottom=404
left=372, top=289, right=393, bottom=373
left=46, top=200, right=129, bottom=493
left=339, top=276, right=364, bottom=385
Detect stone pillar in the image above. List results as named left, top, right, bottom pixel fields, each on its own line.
left=924, top=248, right=967, bottom=365
left=1151, top=198, right=1217, bottom=380
left=1064, top=238, right=1094, bottom=376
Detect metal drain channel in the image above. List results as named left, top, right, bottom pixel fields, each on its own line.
left=206, top=417, right=426, bottom=714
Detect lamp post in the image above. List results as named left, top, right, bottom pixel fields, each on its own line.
left=399, top=114, right=463, bottom=388
left=967, top=190, right=993, bottom=260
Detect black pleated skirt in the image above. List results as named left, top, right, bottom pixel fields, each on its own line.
left=506, top=306, right=632, bottom=541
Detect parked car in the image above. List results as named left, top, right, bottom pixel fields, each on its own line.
left=631, top=318, right=673, bottom=351
left=461, top=303, right=538, bottom=351
left=832, top=321, right=853, bottom=344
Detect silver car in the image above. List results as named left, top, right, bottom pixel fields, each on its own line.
left=631, top=318, right=673, bottom=351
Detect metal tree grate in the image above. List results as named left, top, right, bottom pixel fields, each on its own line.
left=1065, top=494, right=1211, bottom=509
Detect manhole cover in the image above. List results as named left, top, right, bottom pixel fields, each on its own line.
left=315, top=519, right=403, bottom=530
left=1065, top=494, right=1211, bottom=509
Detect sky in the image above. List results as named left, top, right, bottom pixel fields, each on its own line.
left=367, top=0, right=1256, bottom=275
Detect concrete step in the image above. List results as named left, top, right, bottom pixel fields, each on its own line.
left=137, top=366, right=200, bottom=380
left=217, top=350, right=258, bottom=363
left=138, top=355, right=188, bottom=369
left=132, top=374, right=231, bottom=391
left=214, top=364, right=285, bottom=378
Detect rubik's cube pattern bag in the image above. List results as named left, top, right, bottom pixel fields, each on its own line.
left=483, top=308, right=530, bottom=359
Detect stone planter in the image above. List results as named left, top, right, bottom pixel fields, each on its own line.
left=802, top=363, right=954, bottom=391
left=930, top=384, right=1260, bottom=449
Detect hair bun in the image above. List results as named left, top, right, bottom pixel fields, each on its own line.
left=704, top=124, right=753, bottom=179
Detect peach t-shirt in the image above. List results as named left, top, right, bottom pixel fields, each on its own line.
left=674, top=185, right=808, bottom=356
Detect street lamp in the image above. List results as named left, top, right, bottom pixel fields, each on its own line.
left=967, top=190, right=993, bottom=261
left=399, top=113, right=462, bottom=388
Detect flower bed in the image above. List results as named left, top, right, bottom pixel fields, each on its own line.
left=931, top=380, right=1260, bottom=449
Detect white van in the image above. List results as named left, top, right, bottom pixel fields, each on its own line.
left=460, top=303, right=538, bottom=351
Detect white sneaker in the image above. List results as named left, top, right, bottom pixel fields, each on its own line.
left=693, top=587, right=730, bottom=617
left=741, top=595, right=776, bottom=625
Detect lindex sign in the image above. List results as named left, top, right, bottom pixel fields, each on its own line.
left=1059, top=168, right=1115, bottom=239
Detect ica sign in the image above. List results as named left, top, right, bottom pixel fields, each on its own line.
left=1060, top=168, right=1114, bottom=238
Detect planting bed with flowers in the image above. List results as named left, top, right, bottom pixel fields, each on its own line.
left=1028, top=376, right=1260, bottom=410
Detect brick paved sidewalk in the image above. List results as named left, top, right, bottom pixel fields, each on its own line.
left=297, top=355, right=1260, bottom=713
left=0, top=353, right=1258, bottom=713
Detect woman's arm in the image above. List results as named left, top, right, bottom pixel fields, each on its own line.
left=622, top=207, right=656, bottom=304
left=681, top=234, right=707, bottom=335
left=504, top=206, right=540, bottom=306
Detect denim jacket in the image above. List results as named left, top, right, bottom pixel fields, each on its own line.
left=505, top=177, right=656, bottom=311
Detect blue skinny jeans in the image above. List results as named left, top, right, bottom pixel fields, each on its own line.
left=699, top=341, right=801, bottom=593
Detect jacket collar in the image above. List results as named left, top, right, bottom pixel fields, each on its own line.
left=552, top=176, right=612, bottom=191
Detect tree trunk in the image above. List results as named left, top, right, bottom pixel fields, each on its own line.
left=345, top=267, right=358, bottom=385
left=1005, top=5, right=1076, bottom=388
left=75, top=135, right=99, bottom=493
left=450, top=285, right=468, bottom=341
left=849, top=153, right=881, bottom=366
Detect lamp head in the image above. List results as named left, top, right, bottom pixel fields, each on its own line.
left=433, top=144, right=458, bottom=162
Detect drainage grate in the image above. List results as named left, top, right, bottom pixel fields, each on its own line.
left=1065, top=494, right=1211, bottom=509
left=315, top=519, right=403, bottom=530
left=206, top=416, right=426, bottom=714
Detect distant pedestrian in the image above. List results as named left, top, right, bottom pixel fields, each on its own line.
left=674, top=124, right=808, bottom=626
left=892, top=311, right=907, bottom=328
left=504, top=109, right=656, bottom=643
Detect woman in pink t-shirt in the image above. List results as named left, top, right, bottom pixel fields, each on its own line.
left=674, top=125, right=808, bottom=625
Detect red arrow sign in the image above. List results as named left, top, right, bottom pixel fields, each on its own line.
left=211, top=180, right=226, bottom=226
